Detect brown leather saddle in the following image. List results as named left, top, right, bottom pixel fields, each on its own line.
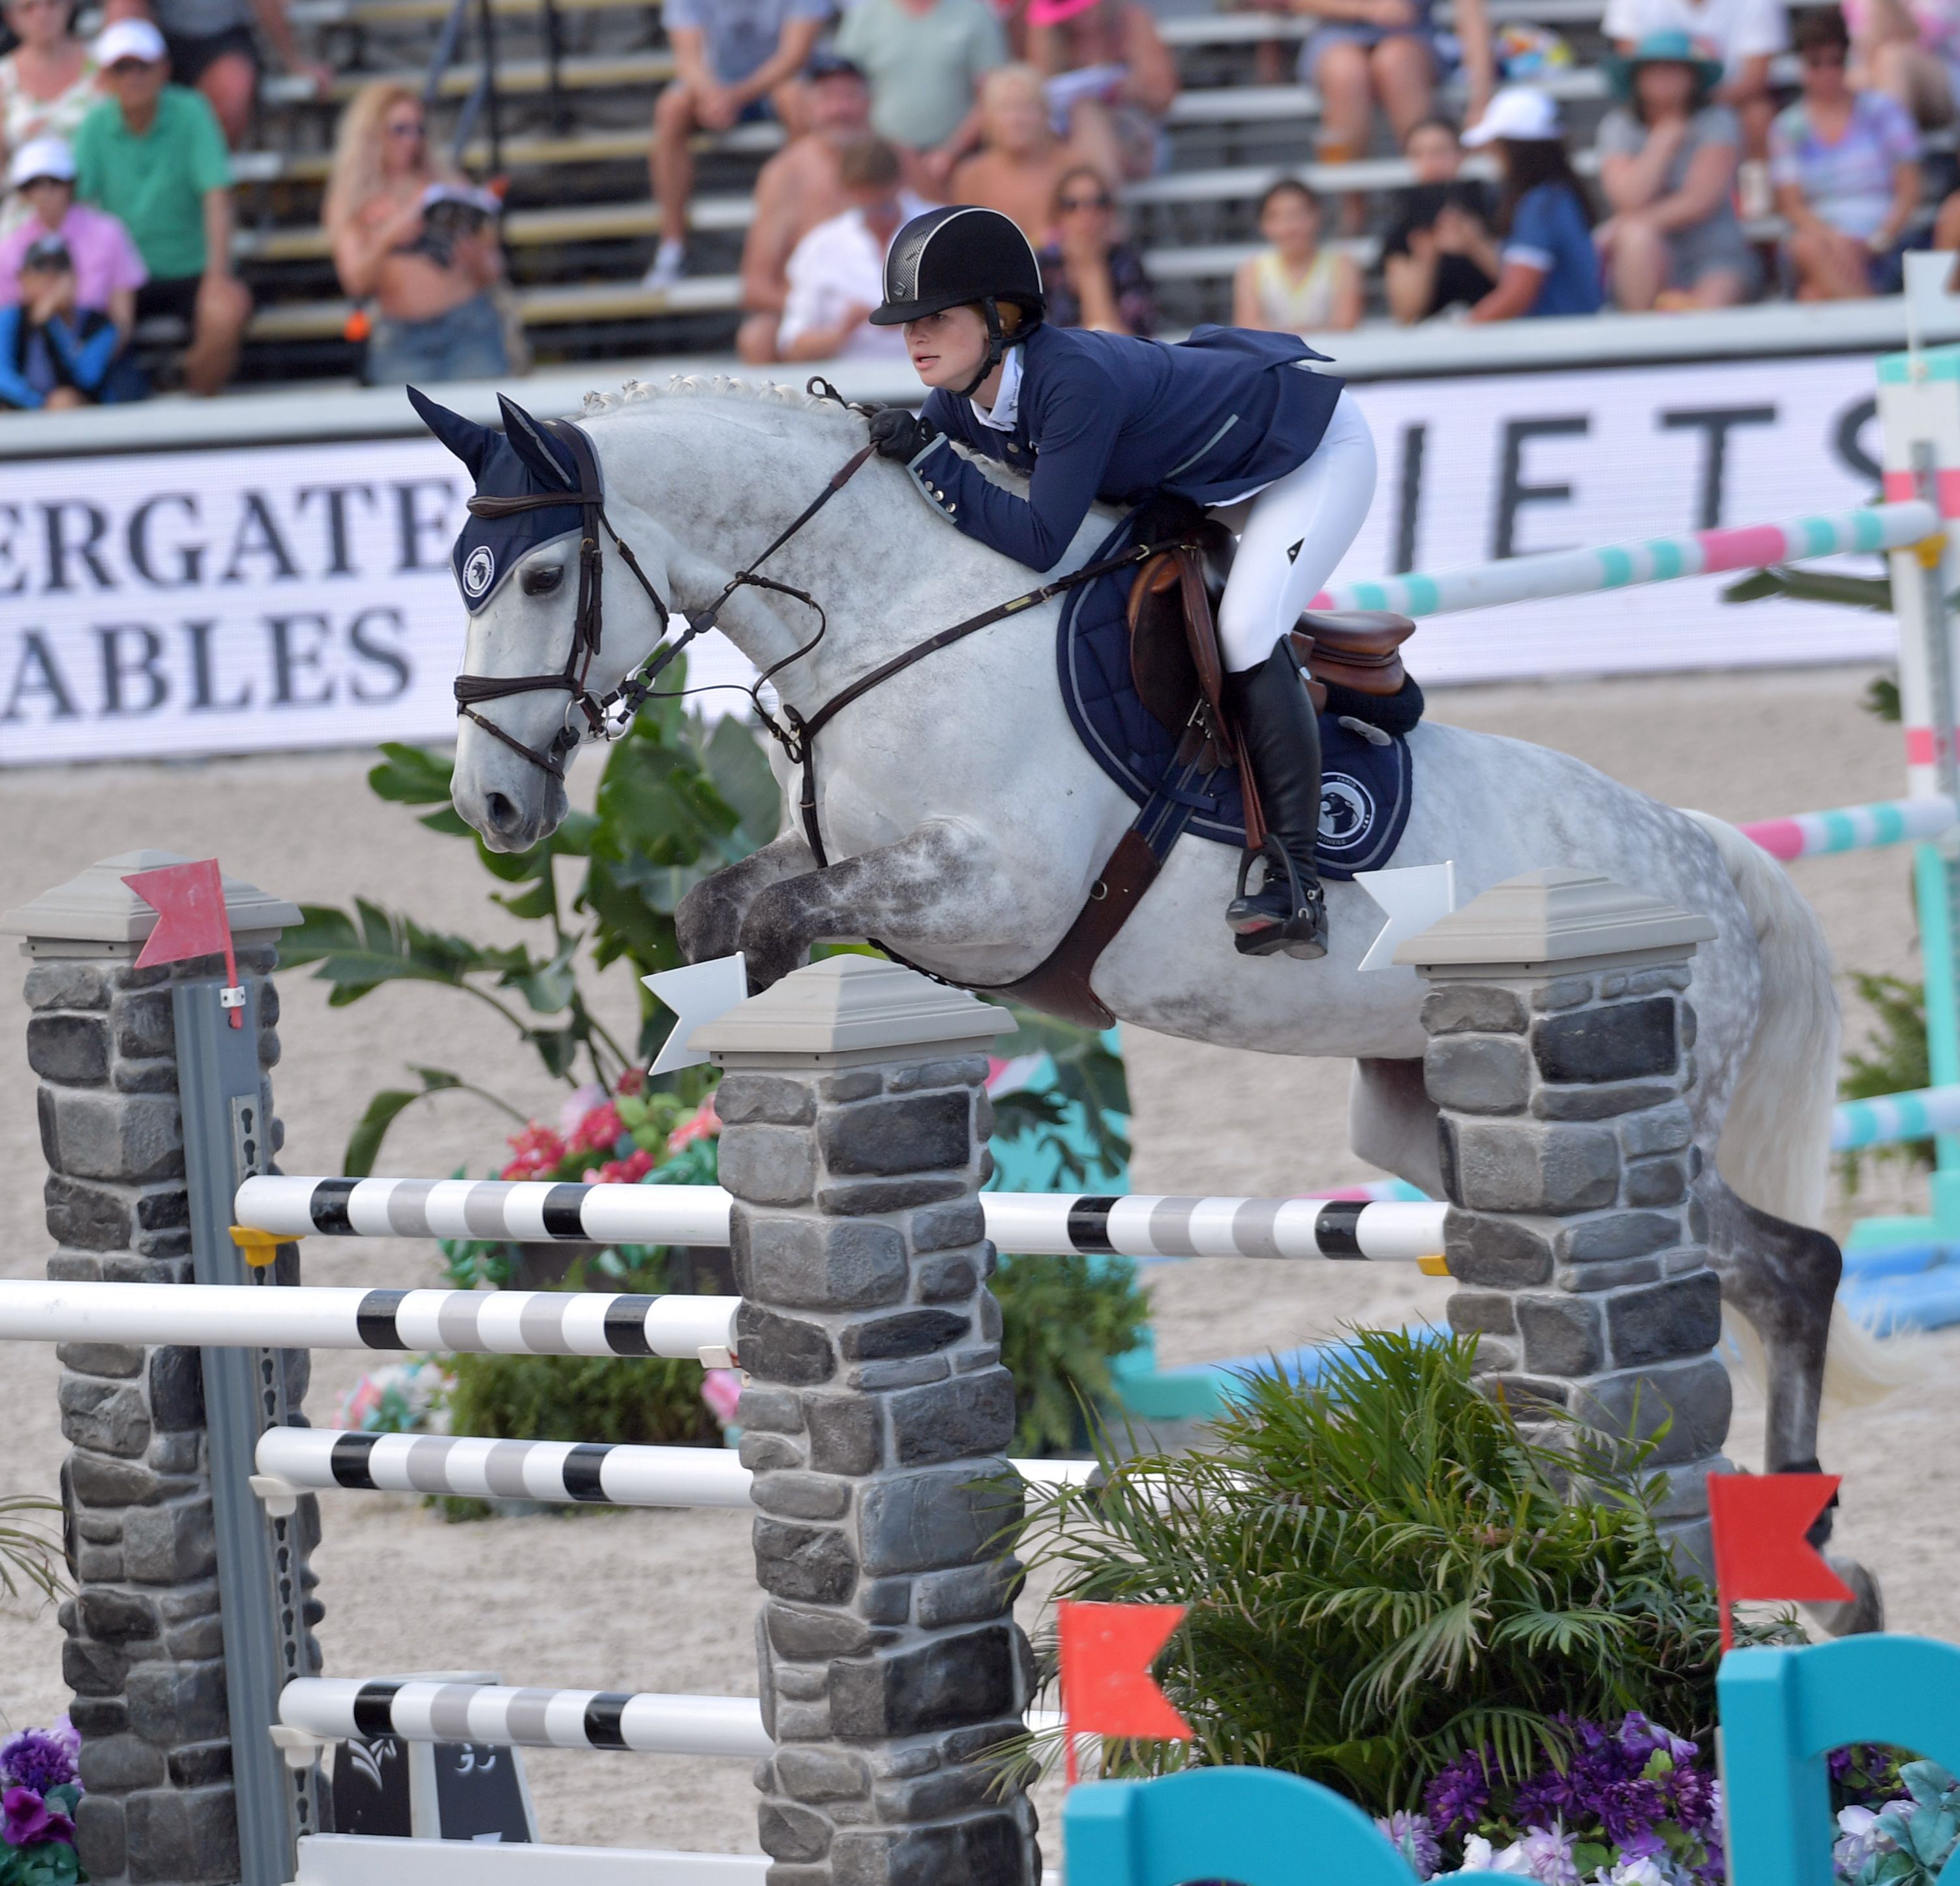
left=987, top=513, right=1417, bottom=1028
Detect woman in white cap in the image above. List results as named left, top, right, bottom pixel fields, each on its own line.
left=0, top=0, right=96, bottom=221
left=1461, top=85, right=1604, bottom=319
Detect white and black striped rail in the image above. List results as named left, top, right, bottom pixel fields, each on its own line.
left=236, top=1176, right=1448, bottom=1263
left=0, top=1282, right=738, bottom=1361
left=255, top=1427, right=1098, bottom=1510
left=277, top=1678, right=1064, bottom=1758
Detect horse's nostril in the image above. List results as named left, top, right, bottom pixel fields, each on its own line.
left=485, top=791, right=518, bottom=830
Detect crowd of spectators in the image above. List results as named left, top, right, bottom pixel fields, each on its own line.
left=8, top=0, right=1960, bottom=402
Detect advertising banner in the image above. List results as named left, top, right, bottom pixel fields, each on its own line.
left=0, top=352, right=1895, bottom=767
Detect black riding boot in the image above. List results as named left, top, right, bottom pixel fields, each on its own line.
left=1222, top=639, right=1329, bottom=960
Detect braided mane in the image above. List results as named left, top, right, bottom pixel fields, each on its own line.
left=579, top=374, right=867, bottom=440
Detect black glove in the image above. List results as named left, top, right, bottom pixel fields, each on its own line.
left=869, top=406, right=937, bottom=461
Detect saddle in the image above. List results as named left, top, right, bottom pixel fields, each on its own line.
left=987, top=498, right=1417, bottom=1030
left=1123, top=497, right=1416, bottom=847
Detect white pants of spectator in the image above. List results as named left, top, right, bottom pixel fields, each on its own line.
left=1214, top=389, right=1378, bottom=674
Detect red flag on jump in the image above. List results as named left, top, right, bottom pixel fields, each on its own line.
left=1706, top=1472, right=1854, bottom=1652
left=1057, top=1600, right=1192, bottom=1785
left=123, top=860, right=244, bottom=1027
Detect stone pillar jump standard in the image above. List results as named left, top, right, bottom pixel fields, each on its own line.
left=695, top=957, right=1037, bottom=1886
left=1398, top=868, right=1730, bottom=1574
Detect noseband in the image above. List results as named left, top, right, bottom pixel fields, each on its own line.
left=453, top=417, right=676, bottom=782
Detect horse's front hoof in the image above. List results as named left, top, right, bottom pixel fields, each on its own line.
left=1810, top=1557, right=1886, bottom=1637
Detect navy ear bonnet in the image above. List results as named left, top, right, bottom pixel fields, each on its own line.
left=408, top=386, right=590, bottom=613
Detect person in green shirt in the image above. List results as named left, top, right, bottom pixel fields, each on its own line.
left=836, top=0, right=1008, bottom=188
left=72, top=18, right=250, bottom=395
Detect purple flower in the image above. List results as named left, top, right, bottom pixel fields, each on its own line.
left=1513, top=1825, right=1581, bottom=1886
left=2, top=1786, right=76, bottom=1849
left=1376, top=1810, right=1443, bottom=1878
left=0, top=1723, right=79, bottom=1796
left=1426, top=1748, right=1496, bottom=1831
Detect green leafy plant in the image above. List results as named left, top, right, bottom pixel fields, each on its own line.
left=1839, top=972, right=1936, bottom=1189
left=988, top=1012, right=1130, bottom=1191
left=990, top=1253, right=1149, bottom=1455
left=280, top=663, right=781, bottom=1172
left=1010, top=1328, right=1797, bottom=1814
left=0, top=1495, right=65, bottom=1604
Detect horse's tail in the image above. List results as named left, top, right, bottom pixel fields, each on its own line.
left=1681, top=808, right=1908, bottom=1410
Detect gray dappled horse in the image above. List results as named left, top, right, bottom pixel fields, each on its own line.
left=419, top=379, right=1893, bottom=1622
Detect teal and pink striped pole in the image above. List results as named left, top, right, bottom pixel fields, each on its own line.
left=1309, top=501, right=1938, bottom=618
left=1738, top=794, right=1957, bottom=862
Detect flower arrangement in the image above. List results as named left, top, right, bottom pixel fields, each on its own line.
left=0, top=1718, right=84, bottom=1886
left=1832, top=1752, right=1960, bottom=1886
left=1375, top=1713, right=1723, bottom=1885
left=499, top=1074, right=719, bottom=1189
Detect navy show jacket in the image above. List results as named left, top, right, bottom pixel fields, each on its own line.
left=909, top=321, right=1345, bottom=571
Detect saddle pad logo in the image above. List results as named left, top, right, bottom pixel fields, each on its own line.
left=462, top=546, right=496, bottom=600
left=1319, top=774, right=1376, bottom=848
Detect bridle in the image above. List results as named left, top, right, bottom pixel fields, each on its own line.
left=449, top=388, right=1158, bottom=877
left=451, top=400, right=877, bottom=783
left=452, top=416, right=674, bottom=782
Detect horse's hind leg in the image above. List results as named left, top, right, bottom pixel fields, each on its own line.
left=1701, top=1170, right=1884, bottom=1633
left=1349, top=1057, right=1445, bottom=1198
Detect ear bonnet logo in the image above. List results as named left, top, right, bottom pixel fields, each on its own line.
left=462, top=546, right=496, bottom=599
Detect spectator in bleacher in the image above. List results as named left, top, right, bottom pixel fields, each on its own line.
left=1772, top=5, right=1923, bottom=292
left=1299, top=0, right=1494, bottom=205
left=1847, top=0, right=1960, bottom=127
left=835, top=0, right=1008, bottom=189
left=772, top=136, right=928, bottom=358
left=1461, top=85, right=1604, bottom=316
left=736, top=51, right=871, bottom=363
left=1037, top=160, right=1155, bottom=329
left=0, top=0, right=98, bottom=206
left=104, top=0, right=333, bottom=149
left=644, top=0, right=829, bottom=288
left=1603, top=0, right=1785, bottom=158
left=0, top=230, right=130, bottom=406
left=0, top=136, right=143, bottom=404
left=1024, top=0, right=1178, bottom=181
left=1231, top=176, right=1363, bottom=330
left=952, top=62, right=1108, bottom=242
left=325, top=82, right=509, bottom=383
left=1382, top=114, right=1501, bottom=318
left=73, top=18, right=250, bottom=394
left=1595, top=31, right=1754, bottom=307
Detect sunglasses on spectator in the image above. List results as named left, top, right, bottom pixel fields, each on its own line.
left=1059, top=192, right=1113, bottom=210
left=1802, top=46, right=1847, bottom=63
left=107, top=56, right=154, bottom=72
left=387, top=118, right=424, bottom=136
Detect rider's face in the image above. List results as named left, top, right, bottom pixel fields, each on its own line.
left=903, top=306, right=990, bottom=390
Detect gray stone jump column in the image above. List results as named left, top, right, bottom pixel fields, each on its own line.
left=694, top=957, right=1038, bottom=1886
left=1398, top=868, right=1730, bottom=1572
left=3, top=852, right=322, bottom=1886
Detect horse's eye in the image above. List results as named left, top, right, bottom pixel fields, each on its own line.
left=522, top=564, right=564, bottom=597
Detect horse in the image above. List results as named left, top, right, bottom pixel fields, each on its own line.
left=417, top=376, right=1892, bottom=1615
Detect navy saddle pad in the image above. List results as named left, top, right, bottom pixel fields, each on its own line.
left=1056, top=513, right=1414, bottom=878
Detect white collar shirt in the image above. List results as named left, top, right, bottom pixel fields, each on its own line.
left=971, top=342, right=1025, bottom=432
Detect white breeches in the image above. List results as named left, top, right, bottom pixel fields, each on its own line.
left=1214, top=389, right=1378, bottom=674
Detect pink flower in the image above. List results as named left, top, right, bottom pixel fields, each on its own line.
left=701, top=1367, right=744, bottom=1425
left=500, top=1121, right=567, bottom=1181
left=594, top=1148, right=656, bottom=1185
left=667, top=1095, right=721, bottom=1151
left=567, top=1103, right=626, bottom=1160
left=3, top=1786, right=76, bottom=1848
left=556, top=1082, right=608, bottom=1137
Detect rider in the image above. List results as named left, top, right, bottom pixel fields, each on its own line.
left=864, top=203, right=1377, bottom=960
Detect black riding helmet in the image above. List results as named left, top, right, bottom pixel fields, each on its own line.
left=870, top=204, right=1046, bottom=397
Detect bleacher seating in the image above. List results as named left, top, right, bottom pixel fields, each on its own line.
left=85, top=0, right=1960, bottom=382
